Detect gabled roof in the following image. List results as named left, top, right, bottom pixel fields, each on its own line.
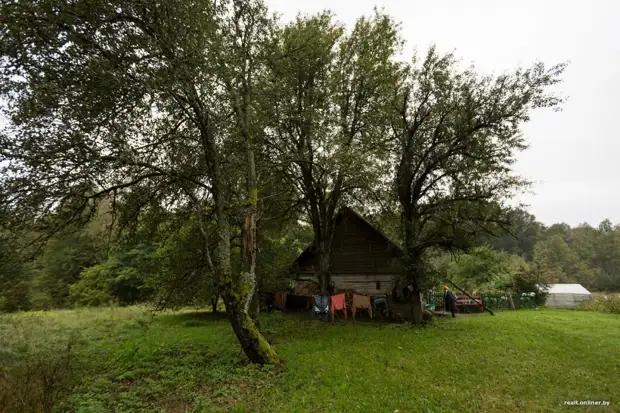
left=291, top=206, right=404, bottom=268
left=541, top=284, right=592, bottom=295
left=343, top=207, right=404, bottom=254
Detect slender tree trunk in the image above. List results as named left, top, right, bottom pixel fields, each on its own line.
left=240, top=95, right=261, bottom=323
left=233, top=87, right=275, bottom=361
left=211, top=296, right=219, bottom=313
left=217, top=221, right=277, bottom=364
left=315, top=215, right=338, bottom=294
left=241, top=198, right=260, bottom=328
left=241, top=202, right=257, bottom=315
left=227, top=185, right=276, bottom=363
left=250, top=288, right=260, bottom=327
left=318, top=241, right=331, bottom=294
left=411, top=288, right=423, bottom=324
left=196, top=65, right=277, bottom=363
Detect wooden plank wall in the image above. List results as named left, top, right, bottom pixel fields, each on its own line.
left=295, top=274, right=394, bottom=295
left=297, top=211, right=402, bottom=276
left=331, top=274, right=394, bottom=295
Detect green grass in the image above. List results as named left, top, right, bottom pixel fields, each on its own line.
left=1, top=307, right=618, bottom=413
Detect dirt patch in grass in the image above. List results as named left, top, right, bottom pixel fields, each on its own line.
left=156, top=393, right=191, bottom=413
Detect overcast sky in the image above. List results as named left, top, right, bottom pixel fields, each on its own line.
left=266, top=0, right=620, bottom=227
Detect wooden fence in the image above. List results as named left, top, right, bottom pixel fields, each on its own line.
left=426, top=290, right=537, bottom=311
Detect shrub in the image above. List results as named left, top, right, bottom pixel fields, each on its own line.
left=0, top=342, right=76, bottom=413
left=28, top=292, right=55, bottom=311
left=512, top=264, right=549, bottom=306
left=576, top=297, right=620, bottom=314
left=70, top=248, right=152, bottom=308
left=70, top=264, right=114, bottom=307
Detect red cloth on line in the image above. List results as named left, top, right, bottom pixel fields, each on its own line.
left=331, top=293, right=347, bottom=324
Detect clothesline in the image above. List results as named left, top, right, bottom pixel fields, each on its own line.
left=273, top=291, right=390, bottom=324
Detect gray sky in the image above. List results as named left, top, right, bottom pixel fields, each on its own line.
left=266, top=0, right=620, bottom=227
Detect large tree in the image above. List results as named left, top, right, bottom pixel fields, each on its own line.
left=0, top=0, right=277, bottom=363
left=263, top=11, right=401, bottom=292
left=593, top=221, right=620, bottom=291
left=486, top=207, right=545, bottom=261
left=390, top=48, right=565, bottom=323
left=533, top=234, right=598, bottom=287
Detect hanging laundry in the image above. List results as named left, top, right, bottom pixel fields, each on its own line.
left=372, top=295, right=390, bottom=318
left=331, top=293, right=347, bottom=324
left=352, top=294, right=373, bottom=321
left=273, top=292, right=287, bottom=310
left=313, top=295, right=329, bottom=322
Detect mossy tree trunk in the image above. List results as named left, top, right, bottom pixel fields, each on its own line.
left=226, top=9, right=276, bottom=361
left=223, top=293, right=279, bottom=364
left=249, top=288, right=260, bottom=327
left=214, top=202, right=278, bottom=364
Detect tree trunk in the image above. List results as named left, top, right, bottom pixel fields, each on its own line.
left=241, top=202, right=258, bottom=309
left=250, top=287, right=260, bottom=328
left=241, top=134, right=259, bottom=326
left=212, top=177, right=277, bottom=364
left=507, top=293, right=515, bottom=310
left=411, top=289, right=423, bottom=324
left=211, top=296, right=218, bottom=313
left=199, top=75, right=277, bottom=364
left=318, top=243, right=331, bottom=294
left=223, top=294, right=279, bottom=364
left=403, top=213, right=425, bottom=324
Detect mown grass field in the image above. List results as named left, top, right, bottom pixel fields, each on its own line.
left=1, top=307, right=618, bottom=413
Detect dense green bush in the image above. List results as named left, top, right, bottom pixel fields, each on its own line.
left=28, top=291, right=54, bottom=311
left=69, top=265, right=113, bottom=307
left=432, top=246, right=530, bottom=293
left=70, top=247, right=153, bottom=307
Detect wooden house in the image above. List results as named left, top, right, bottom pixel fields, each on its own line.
left=292, top=207, right=405, bottom=296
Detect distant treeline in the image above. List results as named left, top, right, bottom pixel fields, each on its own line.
left=2, top=204, right=618, bottom=313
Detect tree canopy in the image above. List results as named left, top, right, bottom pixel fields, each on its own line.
left=0, top=0, right=575, bottom=358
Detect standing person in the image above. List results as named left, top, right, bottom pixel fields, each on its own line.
left=444, top=285, right=457, bottom=317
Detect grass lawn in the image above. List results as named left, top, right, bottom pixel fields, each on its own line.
left=1, top=307, right=618, bottom=413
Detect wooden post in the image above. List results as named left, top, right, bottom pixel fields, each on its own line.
left=507, top=293, right=516, bottom=310
left=444, top=278, right=495, bottom=316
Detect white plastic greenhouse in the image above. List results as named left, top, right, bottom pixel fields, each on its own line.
left=540, top=284, right=594, bottom=309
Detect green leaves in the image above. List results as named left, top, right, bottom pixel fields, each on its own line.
left=262, top=11, right=404, bottom=291
left=439, top=246, right=524, bottom=293
left=392, top=47, right=566, bottom=273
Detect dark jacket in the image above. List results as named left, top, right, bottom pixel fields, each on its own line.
left=444, top=290, right=457, bottom=311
